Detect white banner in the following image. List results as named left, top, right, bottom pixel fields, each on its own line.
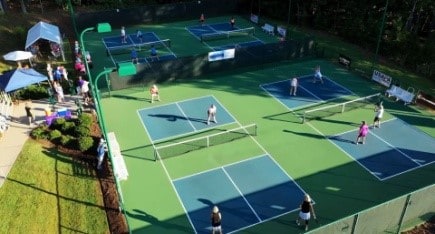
left=208, top=48, right=235, bottom=62
left=277, top=26, right=286, bottom=37
left=250, top=14, right=259, bottom=24
left=372, top=70, right=392, bottom=87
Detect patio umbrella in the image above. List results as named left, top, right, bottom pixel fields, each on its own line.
left=3, top=51, right=34, bottom=66
left=0, top=69, right=48, bottom=92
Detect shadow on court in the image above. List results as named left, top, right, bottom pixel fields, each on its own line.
left=126, top=209, right=192, bottom=233
left=283, top=129, right=324, bottom=139
left=112, top=94, right=150, bottom=102
left=148, top=114, right=207, bottom=124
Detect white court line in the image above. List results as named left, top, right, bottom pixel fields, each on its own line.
left=369, top=130, right=421, bottom=166
left=328, top=118, right=397, bottom=138
left=221, top=167, right=262, bottom=222
left=172, top=154, right=267, bottom=182
left=322, top=76, right=355, bottom=95
left=305, top=121, right=384, bottom=180
left=175, top=102, right=197, bottom=131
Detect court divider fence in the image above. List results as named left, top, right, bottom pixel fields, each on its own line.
left=310, top=183, right=435, bottom=234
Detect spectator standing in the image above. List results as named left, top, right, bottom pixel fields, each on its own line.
left=97, top=138, right=108, bottom=170
left=47, top=63, right=53, bottom=82
left=54, top=81, right=64, bottom=103
left=24, top=102, right=34, bottom=126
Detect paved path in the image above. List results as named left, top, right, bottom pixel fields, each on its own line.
left=0, top=96, right=80, bottom=187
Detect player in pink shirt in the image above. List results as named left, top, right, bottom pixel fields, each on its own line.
left=355, top=121, right=369, bottom=145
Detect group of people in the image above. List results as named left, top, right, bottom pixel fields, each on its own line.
left=289, top=65, right=324, bottom=96
left=120, top=26, right=159, bottom=64
left=208, top=193, right=317, bottom=233
left=355, top=102, right=384, bottom=145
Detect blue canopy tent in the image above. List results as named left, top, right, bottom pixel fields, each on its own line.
left=25, top=21, right=65, bottom=61
left=0, top=69, right=48, bottom=92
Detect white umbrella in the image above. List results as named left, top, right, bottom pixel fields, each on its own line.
left=3, top=51, right=34, bottom=61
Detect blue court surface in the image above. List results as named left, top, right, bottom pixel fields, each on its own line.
left=328, top=118, right=435, bottom=180
left=173, top=155, right=307, bottom=234
left=137, top=96, right=235, bottom=142
left=103, top=32, right=161, bottom=49
left=186, top=22, right=262, bottom=50
left=187, top=23, right=237, bottom=39
left=260, top=75, right=354, bottom=110
left=103, top=32, right=176, bottom=65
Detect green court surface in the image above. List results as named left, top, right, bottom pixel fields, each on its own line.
left=83, top=15, right=279, bottom=73
left=98, top=58, right=434, bottom=233
left=80, top=13, right=435, bottom=233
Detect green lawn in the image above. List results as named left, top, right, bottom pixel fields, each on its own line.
left=0, top=140, right=108, bottom=233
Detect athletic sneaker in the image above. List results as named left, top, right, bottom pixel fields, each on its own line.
left=296, top=220, right=300, bottom=226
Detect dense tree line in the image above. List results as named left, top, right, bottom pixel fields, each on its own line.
left=247, top=0, right=434, bottom=79
left=1, top=0, right=433, bottom=79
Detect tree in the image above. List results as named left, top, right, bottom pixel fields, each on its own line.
left=19, top=0, right=27, bottom=13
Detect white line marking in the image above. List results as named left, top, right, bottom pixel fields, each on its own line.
left=221, top=167, right=262, bottom=222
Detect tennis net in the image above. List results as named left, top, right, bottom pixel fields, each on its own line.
left=302, top=93, right=381, bottom=123
left=201, top=27, right=255, bottom=42
left=106, top=39, right=171, bottom=56
left=154, top=123, right=257, bottom=160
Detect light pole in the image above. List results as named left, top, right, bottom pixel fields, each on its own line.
left=79, top=23, right=136, bottom=220
left=93, top=62, right=136, bottom=206
left=79, top=23, right=112, bottom=123
left=372, top=0, right=389, bottom=69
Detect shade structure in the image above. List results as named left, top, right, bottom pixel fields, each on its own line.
left=25, top=21, right=65, bottom=61
left=0, top=69, right=48, bottom=92
left=3, top=51, right=34, bottom=61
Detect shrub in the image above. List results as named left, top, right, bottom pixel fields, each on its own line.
left=77, top=136, right=94, bottom=152
left=60, top=135, right=73, bottom=147
left=51, top=117, right=66, bottom=130
left=14, top=84, right=49, bottom=100
left=49, top=129, right=62, bottom=141
left=78, top=113, right=92, bottom=127
left=74, top=125, right=90, bottom=137
left=30, top=126, right=48, bottom=140
left=61, top=121, right=76, bottom=135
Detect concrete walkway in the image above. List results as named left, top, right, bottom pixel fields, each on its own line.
left=0, top=95, right=80, bottom=187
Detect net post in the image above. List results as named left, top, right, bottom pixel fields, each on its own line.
left=207, top=136, right=210, bottom=147
left=341, top=103, right=345, bottom=113
left=153, top=149, right=158, bottom=161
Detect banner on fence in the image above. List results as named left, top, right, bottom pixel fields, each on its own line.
left=208, top=48, right=235, bottom=62
left=372, top=70, right=392, bottom=87
left=250, top=14, right=259, bottom=24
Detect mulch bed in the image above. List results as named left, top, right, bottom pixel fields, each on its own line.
left=402, top=215, right=435, bottom=234
left=36, top=114, right=128, bottom=233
